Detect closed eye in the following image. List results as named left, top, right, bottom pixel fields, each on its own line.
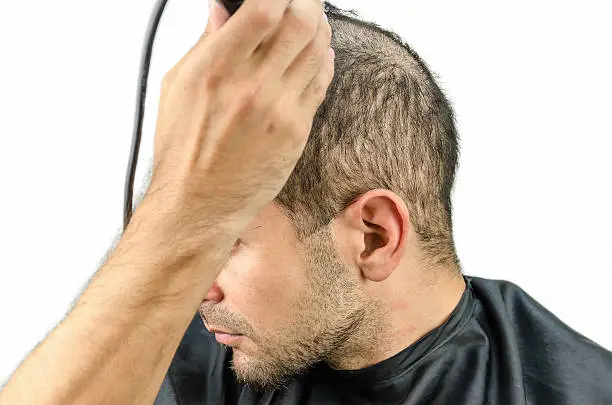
left=232, top=238, right=244, bottom=253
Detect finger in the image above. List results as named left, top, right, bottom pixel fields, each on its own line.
left=254, top=0, right=324, bottom=80
left=300, top=42, right=335, bottom=114
left=195, top=0, right=292, bottom=65
left=204, top=0, right=231, bottom=36
left=283, top=9, right=331, bottom=98
left=162, top=0, right=231, bottom=82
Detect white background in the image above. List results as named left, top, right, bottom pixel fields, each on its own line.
left=0, top=0, right=611, bottom=386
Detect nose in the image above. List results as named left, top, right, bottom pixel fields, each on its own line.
left=204, top=281, right=224, bottom=302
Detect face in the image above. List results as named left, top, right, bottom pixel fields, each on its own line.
left=199, top=201, right=381, bottom=392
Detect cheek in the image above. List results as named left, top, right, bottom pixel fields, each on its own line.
left=221, top=248, right=309, bottom=327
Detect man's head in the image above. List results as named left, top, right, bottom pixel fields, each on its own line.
left=199, top=1, right=462, bottom=393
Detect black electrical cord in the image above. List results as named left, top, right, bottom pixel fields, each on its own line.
left=123, top=0, right=246, bottom=231
left=123, top=0, right=169, bottom=231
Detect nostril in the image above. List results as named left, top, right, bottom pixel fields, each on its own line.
left=204, top=281, right=224, bottom=302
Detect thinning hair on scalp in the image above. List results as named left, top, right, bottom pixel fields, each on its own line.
left=274, top=2, right=462, bottom=270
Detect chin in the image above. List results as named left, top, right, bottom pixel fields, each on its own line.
left=230, top=349, right=292, bottom=392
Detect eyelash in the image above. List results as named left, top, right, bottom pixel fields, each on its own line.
left=232, top=239, right=243, bottom=252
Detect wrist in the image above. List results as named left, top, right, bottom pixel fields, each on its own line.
left=111, top=193, right=243, bottom=297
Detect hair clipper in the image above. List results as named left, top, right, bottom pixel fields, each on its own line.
left=218, top=0, right=245, bottom=15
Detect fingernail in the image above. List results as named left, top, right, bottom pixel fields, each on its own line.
left=329, top=47, right=335, bottom=60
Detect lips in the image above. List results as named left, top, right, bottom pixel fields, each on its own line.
left=214, top=333, right=243, bottom=345
left=202, top=318, right=245, bottom=346
left=210, top=328, right=241, bottom=335
left=203, top=319, right=240, bottom=336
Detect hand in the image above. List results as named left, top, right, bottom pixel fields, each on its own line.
left=147, top=0, right=334, bottom=232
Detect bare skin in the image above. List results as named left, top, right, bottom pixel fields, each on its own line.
left=196, top=193, right=465, bottom=392
left=0, top=0, right=334, bottom=404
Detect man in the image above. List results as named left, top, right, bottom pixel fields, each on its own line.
left=0, top=1, right=610, bottom=405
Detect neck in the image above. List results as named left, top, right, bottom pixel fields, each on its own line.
left=327, top=266, right=466, bottom=370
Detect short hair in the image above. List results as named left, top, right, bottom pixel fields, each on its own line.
left=274, top=2, right=461, bottom=270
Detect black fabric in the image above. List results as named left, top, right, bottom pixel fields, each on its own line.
left=154, top=276, right=612, bottom=404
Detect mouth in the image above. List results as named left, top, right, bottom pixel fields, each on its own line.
left=214, top=332, right=244, bottom=346
left=203, top=319, right=243, bottom=338
left=209, top=327, right=241, bottom=335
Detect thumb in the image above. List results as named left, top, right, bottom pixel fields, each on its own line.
left=205, top=0, right=230, bottom=35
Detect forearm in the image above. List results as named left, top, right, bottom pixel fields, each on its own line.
left=0, top=196, right=239, bottom=405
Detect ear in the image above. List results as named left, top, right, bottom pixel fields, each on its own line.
left=336, top=190, right=410, bottom=282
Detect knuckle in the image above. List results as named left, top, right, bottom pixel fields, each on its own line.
left=202, top=70, right=224, bottom=93
left=289, top=10, right=319, bottom=38
left=194, top=56, right=226, bottom=91
left=237, top=83, right=263, bottom=112
left=250, top=4, right=280, bottom=29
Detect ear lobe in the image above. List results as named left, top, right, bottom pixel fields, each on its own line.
left=361, top=260, right=399, bottom=282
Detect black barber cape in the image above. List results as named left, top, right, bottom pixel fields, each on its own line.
left=154, top=277, right=612, bottom=404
